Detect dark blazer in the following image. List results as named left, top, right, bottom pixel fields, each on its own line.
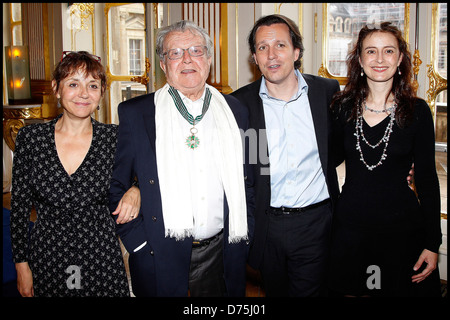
left=109, top=91, right=255, bottom=297
left=231, top=74, right=341, bottom=269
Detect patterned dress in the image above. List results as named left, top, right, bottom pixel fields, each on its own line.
left=10, top=114, right=130, bottom=297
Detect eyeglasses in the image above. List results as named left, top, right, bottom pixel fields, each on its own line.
left=61, top=51, right=101, bottom=62
left=162, top=46, right=207, bottom=60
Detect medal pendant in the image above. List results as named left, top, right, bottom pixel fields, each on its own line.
left=186, top=127, right=200, bottom=149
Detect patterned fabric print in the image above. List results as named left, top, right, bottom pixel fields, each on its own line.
left=10, top=114, right=130, bottom=297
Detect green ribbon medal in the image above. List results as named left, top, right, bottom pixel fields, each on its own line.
left=168, top=86, right=212, bottom=150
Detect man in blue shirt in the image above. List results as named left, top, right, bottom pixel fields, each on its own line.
left=232, top=14, right=341, bottom=296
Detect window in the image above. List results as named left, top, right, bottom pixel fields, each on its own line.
left=335, top=17, right=343, bottom=33
left=129, top=39, right=142, bottom=76
left=10, top=3, right=23, bottom=45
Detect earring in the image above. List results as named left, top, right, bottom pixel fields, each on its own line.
left=57, top=99, right=61, bottom=108
left=97, top=105, right=100, bottom=110
left=398, top=67, right=401, bottom=75
left=361, top=69, right=364, bottom=77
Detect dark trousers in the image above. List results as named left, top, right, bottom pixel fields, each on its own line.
left=189, top=231, right=227, bottom=297
left=261, top=201, right=333, bottom=297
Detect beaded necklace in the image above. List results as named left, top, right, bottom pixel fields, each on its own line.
left=355, top=102, right=397, bottom=171
left=364, top=101, right=396, bottom=114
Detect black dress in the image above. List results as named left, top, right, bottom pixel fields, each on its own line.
left=329, top=99, right=442, bottom=297
left=10, top=114, right=130, bottom=297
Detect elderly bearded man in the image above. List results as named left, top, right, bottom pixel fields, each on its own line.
left=109, top=20, right=255, bottom=297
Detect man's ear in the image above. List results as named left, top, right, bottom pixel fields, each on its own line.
left=160, top=60, right=166, bottom=74
left=252, top=53, right=258, bottom=66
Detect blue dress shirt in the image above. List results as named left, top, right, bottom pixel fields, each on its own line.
left=260, top=70, right=329, bottom=208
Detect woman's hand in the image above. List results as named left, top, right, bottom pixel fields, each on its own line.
left=112, top=185, right=141, bottom=224
left=411, top=249, right=438, bottom=283
left=16, top=262, right=34, bottom=297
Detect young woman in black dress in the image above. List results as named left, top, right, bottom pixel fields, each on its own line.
left=329, top=22, right=441, bottom=297
left=11, top=51, right=140, bottom=297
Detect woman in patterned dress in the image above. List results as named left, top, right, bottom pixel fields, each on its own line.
left=328, top=22, right=441, bottom=296
left=11, top=51, right=140, bottom=297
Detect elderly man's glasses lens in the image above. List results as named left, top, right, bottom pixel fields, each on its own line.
left=61, top=51, right=101, bottom=62
left=163, top=46, right=207, bottom=60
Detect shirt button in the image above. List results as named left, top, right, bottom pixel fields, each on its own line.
left=152, top=216, right=157, bottom=221
left=149, top=179, right=155, bottom=184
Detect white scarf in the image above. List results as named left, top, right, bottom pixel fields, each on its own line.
left=155, top=83, right=248, bottom=243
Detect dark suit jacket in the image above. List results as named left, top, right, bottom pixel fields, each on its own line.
left=231, top=74, right=341, bottom=269
left=109, top=91, right=255, bottom=296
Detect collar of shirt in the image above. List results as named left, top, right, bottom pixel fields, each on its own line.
left=257, top=69, right=329, bottom=208
left=178, top=88, right=206, bottom=116
left=259, top=69, right=308, bottom=102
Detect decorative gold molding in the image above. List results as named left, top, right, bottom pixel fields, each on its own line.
left=318, top=62, right=346, bottom=84
left=426, top=3, right=447, bottom=121
left=218, top=3, right=232, bottom=94
left=314, top=13, right=317, bottom=43
left=404, top=4, right=410, bottom=46
left=130, top=57, right=151, bottom=85
left=3, top=106, right=42, bottom=119
left=299, top=4, right=303, bottom=36
left=70, top=3, right=94, bottom=31
left=412, top=49, right=422, bottom=95
left=2, top=119, right=25, bottom=152
left=3, top=105, right=43, bottom=151
left=152, top=3, right=159, bottom=29
left=426, top=63, right=447, bottom=119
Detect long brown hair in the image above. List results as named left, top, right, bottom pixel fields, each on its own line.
left=331, top=22, right=415, bottom=127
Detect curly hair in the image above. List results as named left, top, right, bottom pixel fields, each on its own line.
left=331, top=22, right=415, bottom=127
